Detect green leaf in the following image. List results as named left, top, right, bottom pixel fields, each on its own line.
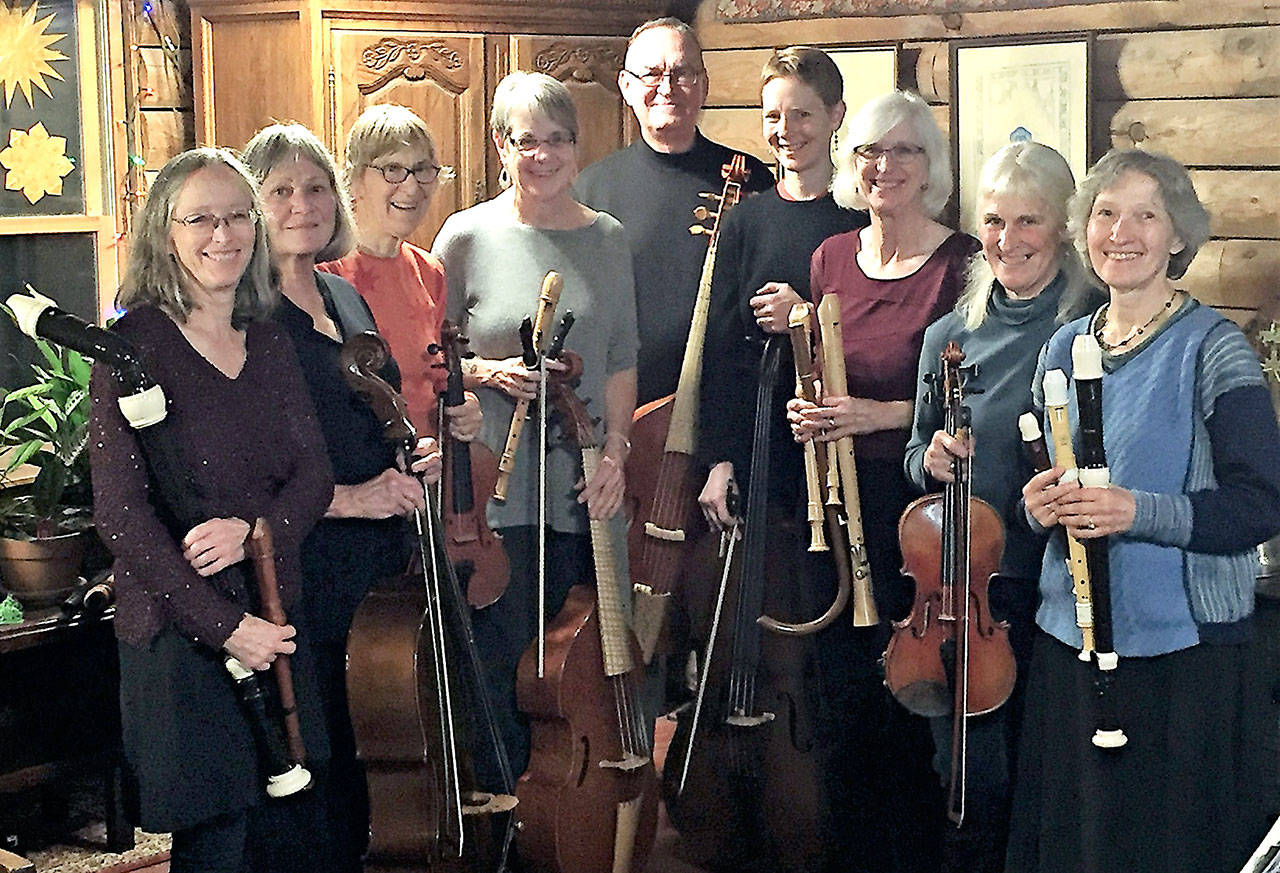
left=1, top=439, right=42, bottom=474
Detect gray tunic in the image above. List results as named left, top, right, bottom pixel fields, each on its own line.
left=434, top=199, right=638, bottom=533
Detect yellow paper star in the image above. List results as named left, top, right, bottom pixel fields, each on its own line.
left=1259, top=322, right=1280, bottom=349
left=0, top=0, right=68, bottom=108
left=1, top=121, right=74, bottom=203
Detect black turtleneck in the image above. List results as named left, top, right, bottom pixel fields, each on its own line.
left=575, top=132, right=774, bottom=404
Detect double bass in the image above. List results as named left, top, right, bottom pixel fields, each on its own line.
left=341, top=332, right=518, bottom=872
left=662, top=336, right=845, bottom=872
left=514, top=353, right=659, bottom=873
left=885, top=341, right=1016, bottom=825
left=625, top=155, right=751, bottom=661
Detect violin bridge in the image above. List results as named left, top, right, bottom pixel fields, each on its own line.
left=599, top=751, right=652, bottom=772
left=725, top=711, right=775, bottom=728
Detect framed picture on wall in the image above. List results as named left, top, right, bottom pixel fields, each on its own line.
left=952, top=37, right=1091, bottom=230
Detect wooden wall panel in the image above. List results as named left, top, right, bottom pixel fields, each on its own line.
left=1182, top=240, right=1280, bottom=311
left=1094, top=27, right=1280, bottom=101
left=137, top=48, right=191, bottom=108
left=704, top=48, right=773, bottom=106
left=698, top=108, right=770, bottom=164
left=1103, top=98, right=1280, bottom=168
left=1190, top=170, right=1280, bottom=240
left=195, top=14, right=314, bottom=148
left=139, top=109, right=195, bottom=168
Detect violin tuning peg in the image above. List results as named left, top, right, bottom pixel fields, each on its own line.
left=698, top=192, right=722, bottom=203
left=692, top=205, right=711, bottom=221
left=689, top=225, right=711, bottom=236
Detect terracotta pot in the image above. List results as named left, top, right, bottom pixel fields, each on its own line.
left=0, top=531, right=88, bottom=609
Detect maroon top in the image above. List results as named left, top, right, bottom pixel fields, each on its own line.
left=811, top=229, right=978, bottom=460
left=90, top=306, right=334, bottom=650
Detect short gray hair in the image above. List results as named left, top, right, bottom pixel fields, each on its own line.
left=833, top=90, right=951, bottom=217
left=1067, top=148, right=1210, bottom=283
left=242, top=122, right=355, bottom=263
left=489, top=71, right=578, bottom=142
left=627, top=17, right=702, bottom=57
left=344, top=104, right=437, bottom=189
left=117, top=147, right=275, bottom=324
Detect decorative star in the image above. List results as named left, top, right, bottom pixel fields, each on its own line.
left=1259, top=322, right=1280, bottom=350
left=0, top=0, right=68, bottom=108
left=1, top=121, right=74, bottom=203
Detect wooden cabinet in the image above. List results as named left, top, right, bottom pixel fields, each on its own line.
left=191, top=0, right=660, bottom=248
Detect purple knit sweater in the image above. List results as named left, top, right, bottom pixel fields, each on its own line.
left=89, top=306, right=333, bottom=649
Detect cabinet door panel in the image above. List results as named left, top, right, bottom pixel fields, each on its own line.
left=509, top=35, right=635, bottom=174
left=329, top=29, right=486, bottom=249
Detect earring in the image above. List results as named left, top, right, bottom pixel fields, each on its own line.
left=499, top=166, right=511, bottom=188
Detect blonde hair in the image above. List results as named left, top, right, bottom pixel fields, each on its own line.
left=832, top=90, right=951, bottom=217
left=344, top=104, right=437, bottom=190
left=242, top=122, right=356, bottom=263
left=117, top=148, right=275, bottom=324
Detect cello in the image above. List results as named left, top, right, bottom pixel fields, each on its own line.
left=431, top=322, right=510, bottom=609
left=625, top=155, right=751, bottom=661
left=514, top=353, right=659, bottom=873
left=341, top=332, right=519, bottom=872
left=884, top=341, right=1016, bottom=826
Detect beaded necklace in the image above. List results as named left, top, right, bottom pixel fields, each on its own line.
left=1094, top=290, right=1179, bottom=353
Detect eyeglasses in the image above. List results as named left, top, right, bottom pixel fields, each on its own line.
left=170, top=210, right=257, bottom=234
left=506, top=132, right=576, bottom=156
left=853, top=143, right=927, bottom=163
left=621, top=66, right=702, bottom=89
left=370, top=162, right=446, bottom=184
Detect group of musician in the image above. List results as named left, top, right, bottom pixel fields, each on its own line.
left=81, top=12, right=1280, bottom=873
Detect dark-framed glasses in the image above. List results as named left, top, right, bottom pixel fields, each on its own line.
left=853, top=143, right=927, bottom=163
left=506, top=131, right=577, bottom=156
left=370, top=162, right=445, bottom=184
left=621, top=66, right=702, bottom=89
left=170, top=209, right=257, bottom=234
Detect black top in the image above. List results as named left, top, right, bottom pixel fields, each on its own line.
left=575, top=132, right=774, bottom=404
left=698, top=186, right=867, bottom=505
left=277, top=271, right=409, bottom=642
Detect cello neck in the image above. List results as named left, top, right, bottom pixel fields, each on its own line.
left=665, top=155, right=750, bottom=458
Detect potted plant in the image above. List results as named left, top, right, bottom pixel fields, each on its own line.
left=0, top=319, right=94, bottom=608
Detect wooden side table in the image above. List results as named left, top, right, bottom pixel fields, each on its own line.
left=0, top=607, right=132, bottom=853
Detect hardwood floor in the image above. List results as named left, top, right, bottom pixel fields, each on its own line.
left=114, top=717, right=706, bottom=873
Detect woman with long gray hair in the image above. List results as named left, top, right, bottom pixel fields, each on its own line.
left=89, top=147, right=333, bottom=871
left=903, top=140, right=1100, bottom=872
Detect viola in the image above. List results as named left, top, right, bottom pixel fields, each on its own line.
left=340, top=331, right=518, bottom=872
left=431, top=322, right=510, bottom=609
left=662, top=337, right=843, bottom=871
left=884, top=340, right=1016, bottom=825
left=514, top=352, right=659, bottom=873
left=625, top=155, right=751, bottom=661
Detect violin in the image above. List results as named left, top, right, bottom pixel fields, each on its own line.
left=884, top=341, right=1016, bottom=825
left=625, top=155, right=751, bottom=661
left=663, top=337, right=844, bottom=871
left=431, top=322, right=510, bottom=609
left=514, top=352, right=659, bottom=873
left=340, top=331, right=518, bottom=872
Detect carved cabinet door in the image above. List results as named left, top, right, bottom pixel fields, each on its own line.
left=507, top=35, right=635, bottom=176
left=328, top=28, right=487, bottom=249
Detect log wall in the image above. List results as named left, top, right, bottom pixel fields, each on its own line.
left=695, top=0, right=1280, bottom=326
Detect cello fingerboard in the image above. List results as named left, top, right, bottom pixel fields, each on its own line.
left=582, top=448, right=637, bottom=678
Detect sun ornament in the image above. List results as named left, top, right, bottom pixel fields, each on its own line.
left=1, top=121, right=74, bottom=203
left=0, top=0, right=68, bottom=108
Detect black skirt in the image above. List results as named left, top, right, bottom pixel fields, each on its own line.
left=118, top=625, right=329, bottom=833
left=1006, top=629, right=1271, bottom=873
